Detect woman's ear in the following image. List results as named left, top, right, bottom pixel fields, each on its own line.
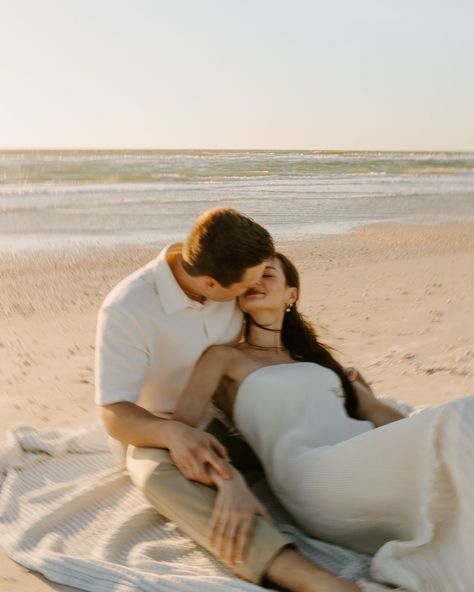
left=288, top=286, right=298, bottom=305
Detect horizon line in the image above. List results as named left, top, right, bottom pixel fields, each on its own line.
left=1, top=147, right=474, bottom=154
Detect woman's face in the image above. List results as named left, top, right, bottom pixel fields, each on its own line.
left=238, top=257, right=297, bottom=314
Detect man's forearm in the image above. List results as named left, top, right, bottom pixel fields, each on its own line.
left=101, top=401, right=176, bottom=448
left=102, top=401, right=231, bottom=485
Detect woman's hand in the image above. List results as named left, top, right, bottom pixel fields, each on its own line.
left=345, top=367, right=379, bottom=422
left=345, top=367, right=406, bottom=426
left=209, top=467, right=272, bottom=565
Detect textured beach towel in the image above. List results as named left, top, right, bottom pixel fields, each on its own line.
left=0, top=418, right=408, bottom=592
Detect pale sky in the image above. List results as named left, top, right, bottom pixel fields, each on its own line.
left=1, top=0, right=473, bottom=151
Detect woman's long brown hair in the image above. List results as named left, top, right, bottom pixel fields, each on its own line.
left=245, top=252, right=358, bottom=418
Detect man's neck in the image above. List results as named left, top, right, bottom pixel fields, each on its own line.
left=167, top=246, right=206, bottom=303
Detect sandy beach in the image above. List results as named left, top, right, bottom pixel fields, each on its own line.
left=1, top=221, right=474, bottom=590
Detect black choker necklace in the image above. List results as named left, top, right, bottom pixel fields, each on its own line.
left=245, top=341, right=288, bottom=352
left=248, top=316, right=282, bottom=333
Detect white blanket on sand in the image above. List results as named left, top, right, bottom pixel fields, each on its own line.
left=0, top=417, right=410, bottom=592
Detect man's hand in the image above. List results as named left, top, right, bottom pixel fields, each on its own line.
left=209, top=467, right=272, bottom=565
left=167, top=421, right=231, bottom=486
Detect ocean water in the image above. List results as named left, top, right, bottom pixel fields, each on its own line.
left=0, top=150, right=473, bottom=252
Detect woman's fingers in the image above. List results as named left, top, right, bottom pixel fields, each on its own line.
left=209, top=505, right=254, bottom=565
left=219, top=513, right=254, bottom=565
left=208, top=483, right=269, bottom=565
left=345, top=367, right=371, bottom=388
left=345, top=367, right=358, bottom=381
left=210, top=510, right=227, bottom=553
left=209, top=502, right=223, bottom=547
left=233, top=517, right=254, bottom=564
left=222, top=515, right=239, bottom=563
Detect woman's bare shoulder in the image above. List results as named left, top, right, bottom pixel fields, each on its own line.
left=203, top=343, right=247, bottom=365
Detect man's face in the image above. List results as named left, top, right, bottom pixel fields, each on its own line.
left=206, top=261, right=269, bottom=302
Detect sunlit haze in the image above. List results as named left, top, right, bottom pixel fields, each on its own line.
left=1, top=0, right=473, bottom=150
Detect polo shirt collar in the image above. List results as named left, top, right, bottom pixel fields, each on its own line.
left=155, top=243, right=205, bottom=315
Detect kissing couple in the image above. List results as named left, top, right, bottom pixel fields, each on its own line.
left=96, top=208, right=474, bottom=592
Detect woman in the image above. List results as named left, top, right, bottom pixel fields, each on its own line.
left=173, top=253, right=474, bottom=592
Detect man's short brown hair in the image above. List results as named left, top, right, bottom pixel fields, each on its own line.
left=182, top=208, right=275, bottom=287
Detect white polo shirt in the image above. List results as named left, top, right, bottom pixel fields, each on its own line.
left=95, top=244, right=243, bottom=418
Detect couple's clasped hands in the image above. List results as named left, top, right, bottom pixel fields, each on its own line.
left=167, top=421, right=270, bottom=564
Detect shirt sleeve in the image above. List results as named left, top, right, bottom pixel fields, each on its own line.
left=94, top=303, right=149, bottom=406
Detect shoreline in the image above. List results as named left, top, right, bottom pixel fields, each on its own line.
left=1, top=218, right=473, bottom=259
left=1, top=217, right=472, bottom=263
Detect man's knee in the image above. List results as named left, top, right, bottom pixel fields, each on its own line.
left=126, top=445, right=176, bottom=497
left=126, top=444, right=217, bottom=535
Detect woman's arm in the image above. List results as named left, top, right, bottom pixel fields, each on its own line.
left=368, top=400, right=406, bottom=427
left=173, top=345, right=241, bottom=427
left=174, top=345, right=270, bottom=562
left=346, top=368, right=406, bottom=427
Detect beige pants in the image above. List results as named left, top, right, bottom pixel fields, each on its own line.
left=126, top=445, right=291, bottom=583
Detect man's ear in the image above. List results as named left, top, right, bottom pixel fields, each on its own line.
left=203, top=276, right=217, bottom=290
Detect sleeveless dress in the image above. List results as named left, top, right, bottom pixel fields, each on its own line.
left=233, top=362, right=474, bottom=592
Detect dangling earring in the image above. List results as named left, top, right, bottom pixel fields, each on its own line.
left=285, top=303, right=293, bottom=313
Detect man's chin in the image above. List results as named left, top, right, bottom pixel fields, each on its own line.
left=211, top=294, right=238, bottom=303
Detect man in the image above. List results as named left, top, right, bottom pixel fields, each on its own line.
left=96, top=208, right=358, bottom=592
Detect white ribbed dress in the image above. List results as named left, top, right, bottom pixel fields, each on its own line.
left=233, top=362, right=474, bottom=592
